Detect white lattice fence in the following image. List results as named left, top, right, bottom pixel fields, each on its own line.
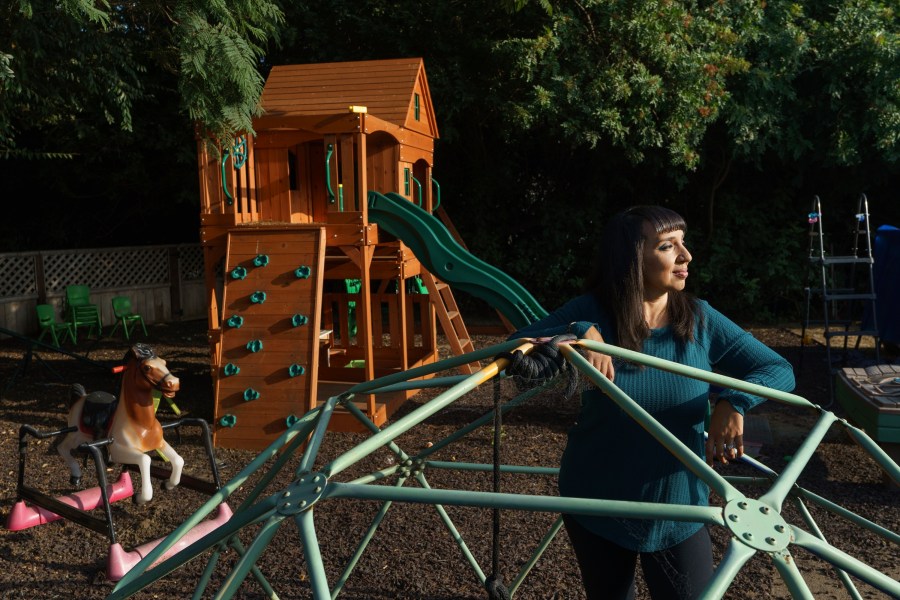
left=42, top=247, right=170, bottom=293
left=179, top=245, right=205, bottom=281
left=0, top=254, right=37, bottom=299
left=0, top=244, right=206, bottom=338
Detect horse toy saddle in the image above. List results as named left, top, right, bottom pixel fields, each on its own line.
left=79, top=390, right=119, bottom=439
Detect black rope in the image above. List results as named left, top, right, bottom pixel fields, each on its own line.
left=495, top=333, right=580, bottom=399
left=483, top=333, right=580, bottom=600
left=485, top=376, right=510, bottom=600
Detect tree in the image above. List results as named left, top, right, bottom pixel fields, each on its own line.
left=1, top=0, right=895, bottom=321
left=0, top=0, right=284, bottom=249
left=0, top=0, right=284, bottom=158
left=497, top=0, right=761, bottom=169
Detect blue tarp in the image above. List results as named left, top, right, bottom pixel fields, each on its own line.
left=865, top=224, right=900, bottom=346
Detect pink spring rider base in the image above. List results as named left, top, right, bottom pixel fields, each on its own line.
left=5, top=471, right=135, bottom=531
left=106, top=503, right=233, bottom=581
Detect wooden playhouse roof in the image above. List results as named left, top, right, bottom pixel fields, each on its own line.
left=258, top=57, right=439, bottom=139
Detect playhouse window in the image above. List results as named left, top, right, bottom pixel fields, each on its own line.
left=414, top=94, right=420, bottom=121
left=404, top=168, right=410, bottom=195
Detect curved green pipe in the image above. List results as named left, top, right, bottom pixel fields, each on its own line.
left=325, top=144, right=336, bottom=204
left=221, top=152, right=233, bottom=205
left=431, top=177, right=441, bottom=212
left=220, top=136, right=246, bottom=206
left=411, top=175, right=423, bottom=207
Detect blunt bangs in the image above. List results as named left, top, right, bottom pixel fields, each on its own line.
left=625, top=205, right=686, bottom=236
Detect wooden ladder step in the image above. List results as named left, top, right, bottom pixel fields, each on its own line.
left=420, top=270, right=479, bottom=374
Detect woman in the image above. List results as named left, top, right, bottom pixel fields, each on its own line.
left=509, top=205, right=795, bottom=599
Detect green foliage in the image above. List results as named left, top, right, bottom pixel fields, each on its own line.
left=0, top=0, right=283, bottom=158
left=0, top=1, right=145, bottom=157
left=500, top=0, right=553, bottom=16
left=174, top=0, right=284, bottom=144
left=497, top=0, right=759, bottom=168
left=690, top=194, right=807, bottom=321
left=810, top=1, right=899, bottom=164
left=722, top=0, right=899, bottom=165
left=0, top=0, right=896, bottom=325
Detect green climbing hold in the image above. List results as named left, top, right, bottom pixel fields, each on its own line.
left=295, top=265, right=311, bottom=279
left=226, top=315, right=244, bottom=328
left=246, top=339, right=263, bottom=353
left=218, top=414, right=236, bottom=427
left=288, top=364, right=305, bottom=377
left=253, top=254, right=270, bottom=267
left=251, top=291, right=267, bottom=304
left=243, top=388, right=260, bottom=401
left=224, top=363, right=240, bottom=376
left=292, top=314, right=308, bottom=327
left=286, top=414, right=300, bottom=428
left=230, top=266, right=247, bottom=280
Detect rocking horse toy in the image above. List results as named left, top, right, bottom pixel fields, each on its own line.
left=6, top=343, right=231, bottom=581
left=58, top=343, right=183, bottom=504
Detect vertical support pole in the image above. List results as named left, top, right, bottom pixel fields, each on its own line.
left=195, top=134, right=216, bottom=214
left=203, top=244, right=223, bottom=367
left=353, top=127, right=377, bottom=415
left=245, top=134, right=259, bottom=222
left=340, top=134, right=355, bottom=211
left=358, top=244, right=377, bottom=417
left=397, top=267, right=409, bottom=371
left=356, top=130, right=368, bottom=224
left=423, top=164, right=434, bottom=213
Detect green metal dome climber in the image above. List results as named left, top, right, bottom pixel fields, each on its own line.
left=106, top=338, right=900, bottom=600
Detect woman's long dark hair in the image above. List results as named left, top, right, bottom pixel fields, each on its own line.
left=585, top=205, right=698, bottom=352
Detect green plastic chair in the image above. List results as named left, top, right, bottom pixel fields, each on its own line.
left=65, top=285, right=103, bottom=340
left=35, top=304, right=76, bottom=347
left=109, top=296, right=147, bottom=340
left=345, top=278, right=360, bottom=337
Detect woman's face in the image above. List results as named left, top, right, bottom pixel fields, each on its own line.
left=641, top=221, right=691, bottom=298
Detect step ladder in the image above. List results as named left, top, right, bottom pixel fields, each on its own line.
left=419, top=270, right=480, bottom=374
left=801, top=194, right=880, bottom=398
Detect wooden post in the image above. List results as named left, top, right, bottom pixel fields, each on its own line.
left=340, top=134, right=355, bottom=211
left=357, top=244, right=376, bottom=416
left=356, top=129, right=368, bottom=224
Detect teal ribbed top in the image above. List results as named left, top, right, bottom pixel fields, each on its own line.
left=511, top=294, right=795, bottom=552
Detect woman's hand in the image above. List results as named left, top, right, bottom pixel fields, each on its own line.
left=581, top=326, right=614, bottom=382
left=706, top=401, right=744, bottom=465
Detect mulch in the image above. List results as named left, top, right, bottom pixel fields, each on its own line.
left=0, top=320, right=897, bottom=599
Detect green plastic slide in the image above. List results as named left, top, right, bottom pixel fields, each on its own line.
left=367, top=191, right=547, bottom=330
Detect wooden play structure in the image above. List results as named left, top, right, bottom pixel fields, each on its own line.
left=198, top=58, right=475, bottom=450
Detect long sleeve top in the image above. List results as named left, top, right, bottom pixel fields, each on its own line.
left=510, top=293, right=795, bottom=552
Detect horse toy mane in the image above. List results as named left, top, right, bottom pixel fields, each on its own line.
left=123, top=342, right=157, bottom=365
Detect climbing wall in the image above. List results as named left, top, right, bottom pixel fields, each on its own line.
left=213, top=226, right=326, bottom=450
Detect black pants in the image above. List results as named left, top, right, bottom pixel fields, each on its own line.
left=563, top=514, right=713, bottom=600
